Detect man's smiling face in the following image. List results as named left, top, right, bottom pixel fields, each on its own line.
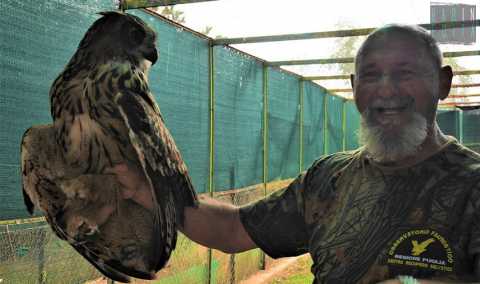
left=354, top=32, right=441, bottom=130
left=352, top=30, right=444, bottom=162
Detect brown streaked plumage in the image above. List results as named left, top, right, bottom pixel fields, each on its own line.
left=20, top=11, right=197, bottom=283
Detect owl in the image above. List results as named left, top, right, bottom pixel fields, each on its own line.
left=21, top=11, right=197, bottom=282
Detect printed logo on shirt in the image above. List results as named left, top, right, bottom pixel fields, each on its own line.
left=387, top=229, right=454, bottom=272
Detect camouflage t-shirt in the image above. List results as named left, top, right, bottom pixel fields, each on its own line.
left=239, top=138, right=480, bottom=283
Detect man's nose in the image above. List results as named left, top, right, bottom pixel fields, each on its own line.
left=377, top=74, right=397, bottom=98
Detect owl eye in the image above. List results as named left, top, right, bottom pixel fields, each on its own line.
left=130, top=28, right=146, bottom=45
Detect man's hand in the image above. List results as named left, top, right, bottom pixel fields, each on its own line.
left=108, top=163, right=154, bottom=210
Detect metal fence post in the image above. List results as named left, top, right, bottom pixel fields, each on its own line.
left=458, top=109, right=464, bottom=143
left=259, top=64, right=269, bottom=271
left=299, top=80, right=304, bottom=172
left=342, top=99, right=347, bottom=151
left=323, top=95, right=329, bottom=155
left=207, top=42, right=216, bottom=284
left=38, top=229, right=47, bottom=284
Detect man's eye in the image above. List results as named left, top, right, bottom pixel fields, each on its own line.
left=360, top=72, right=380, bottom=82
left=395, top=70, right=415, bottom=79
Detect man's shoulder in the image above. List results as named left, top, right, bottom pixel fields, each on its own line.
left=306, top=149, right=361, bottom=179
left=444, top=142, right=480, bottom=214
left=442, top=140, right=480, bottom=175
left=311, top=149, right=360, bottom=168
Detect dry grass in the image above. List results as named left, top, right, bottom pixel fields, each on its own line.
left=268, top=255, right=313, bottom=284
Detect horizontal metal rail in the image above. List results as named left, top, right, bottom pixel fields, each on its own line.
left=441, top=103, right=480, bottom=107
left=269, top=50, right=479, bottom=66
left=213, top=19, right=480, bottom=45
left=269, top=57, right=354, bottom=66
left=447, top=94, right=480, bottom=98
left=454, top=70, right=480, bottom=76
left=303, top=75, right=351, bottom=80
left=0, top=216, right=46, bottom=225
left=120, top=0, right=217, bottom=9
left=452, top=83, right=480, bottom=88
left=443, top=101, right=480, bottom=107
left=304, top=70, right=480, bottom=81
left=328, top=84, right=480, bottom=93
left=328, top=88, right=352, bottom=93
left=443, top=50, right=480, bottom=57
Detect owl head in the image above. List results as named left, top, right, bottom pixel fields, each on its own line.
left=78, top=11, right=158, bottom=66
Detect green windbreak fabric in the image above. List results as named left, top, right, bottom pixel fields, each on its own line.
left=437, top=109, right=460, bottom=138
left=345, top=100, right=360, bottom=151
left=302, top=82, right=326, bottom=171
left=326, top=95, right=344, bottom=154
left=131, top=11, right=211, bottom=193
left=267, top=69, right=301, bottom=181
left=0, top=0, right=117, bottom=220
left=462, top=109, right=480, bottom=152
left=212, top=47, right=263, bottom=191
left=4, top=3, right=479, bottom=222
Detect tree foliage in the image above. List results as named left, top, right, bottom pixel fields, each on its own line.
left=153, top=6, right=219, bottom=37
left=328, top=23, right=364, bottom=75
left=153, top=6, right=186, bottom=24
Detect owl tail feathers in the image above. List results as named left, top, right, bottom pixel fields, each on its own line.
left=71, top=246, right=132, bottom=283
left=91, top=263, right=133, bottom=283
left=103, top=259, right=157, bottom=281
left=73, top=242, right=158, bottom=283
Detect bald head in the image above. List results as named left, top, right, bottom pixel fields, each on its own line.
left=355, top=24, right=443, bottom=74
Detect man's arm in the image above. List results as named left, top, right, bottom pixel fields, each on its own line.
left=110, top=164, right=257, bottom=253
left=179, top=195, right=257, bottom=254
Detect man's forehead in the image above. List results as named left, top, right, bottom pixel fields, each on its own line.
left=357, top=35, right=433, bottom=69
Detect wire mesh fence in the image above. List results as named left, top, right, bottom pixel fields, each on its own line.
left=0, top=219, right=102, bottom=284
left=0, top=181, right=291, bottom=284
left=211, top=180, right=293, bottom=284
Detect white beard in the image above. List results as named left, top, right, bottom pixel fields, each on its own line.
left=358, top=109, right=428, bottom=163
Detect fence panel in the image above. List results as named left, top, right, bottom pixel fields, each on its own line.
left=267, top=69, right=301, bottom=181
left=302, top=82, right=326, bottom=170
left=212, top=47, right=264, bottom=192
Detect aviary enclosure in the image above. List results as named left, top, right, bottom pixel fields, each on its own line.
left=0, top=0, right=479, bottom=283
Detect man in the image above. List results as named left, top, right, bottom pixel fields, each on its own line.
left=117, top=24, right=480, bottom=283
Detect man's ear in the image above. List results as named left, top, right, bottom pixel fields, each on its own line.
left=350, top=74, right=355, bottom=89
left=439, top=65, right=453, bottom=101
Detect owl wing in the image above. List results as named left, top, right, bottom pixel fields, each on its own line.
left=21, top=125, right=165, bottom=283
left=21, top=125, right=135, bottom=282
left=113, top=88, right=198, bottom=271
left=21, top=125, right=64, bottom=218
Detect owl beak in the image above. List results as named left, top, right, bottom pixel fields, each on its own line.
left=144, top=46, right=158, bottom=65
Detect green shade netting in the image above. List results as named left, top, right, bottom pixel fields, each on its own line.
left=345, top=100, right=360, bottom=151
left=326, top=95, right=344, bottom=154
left=462, top=109, right=480, bottom=152
left=267, top=69, right=301, bottom=181
left=0, top=0, right=117, bottom=219
left=437, top=109, right=460, bottom=138
left=302, top=82, right=325, bottom=171
left=212, top=46, right=264, bottom=191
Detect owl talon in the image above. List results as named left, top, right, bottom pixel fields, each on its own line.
left=75, top=222, right=100, bottom=241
